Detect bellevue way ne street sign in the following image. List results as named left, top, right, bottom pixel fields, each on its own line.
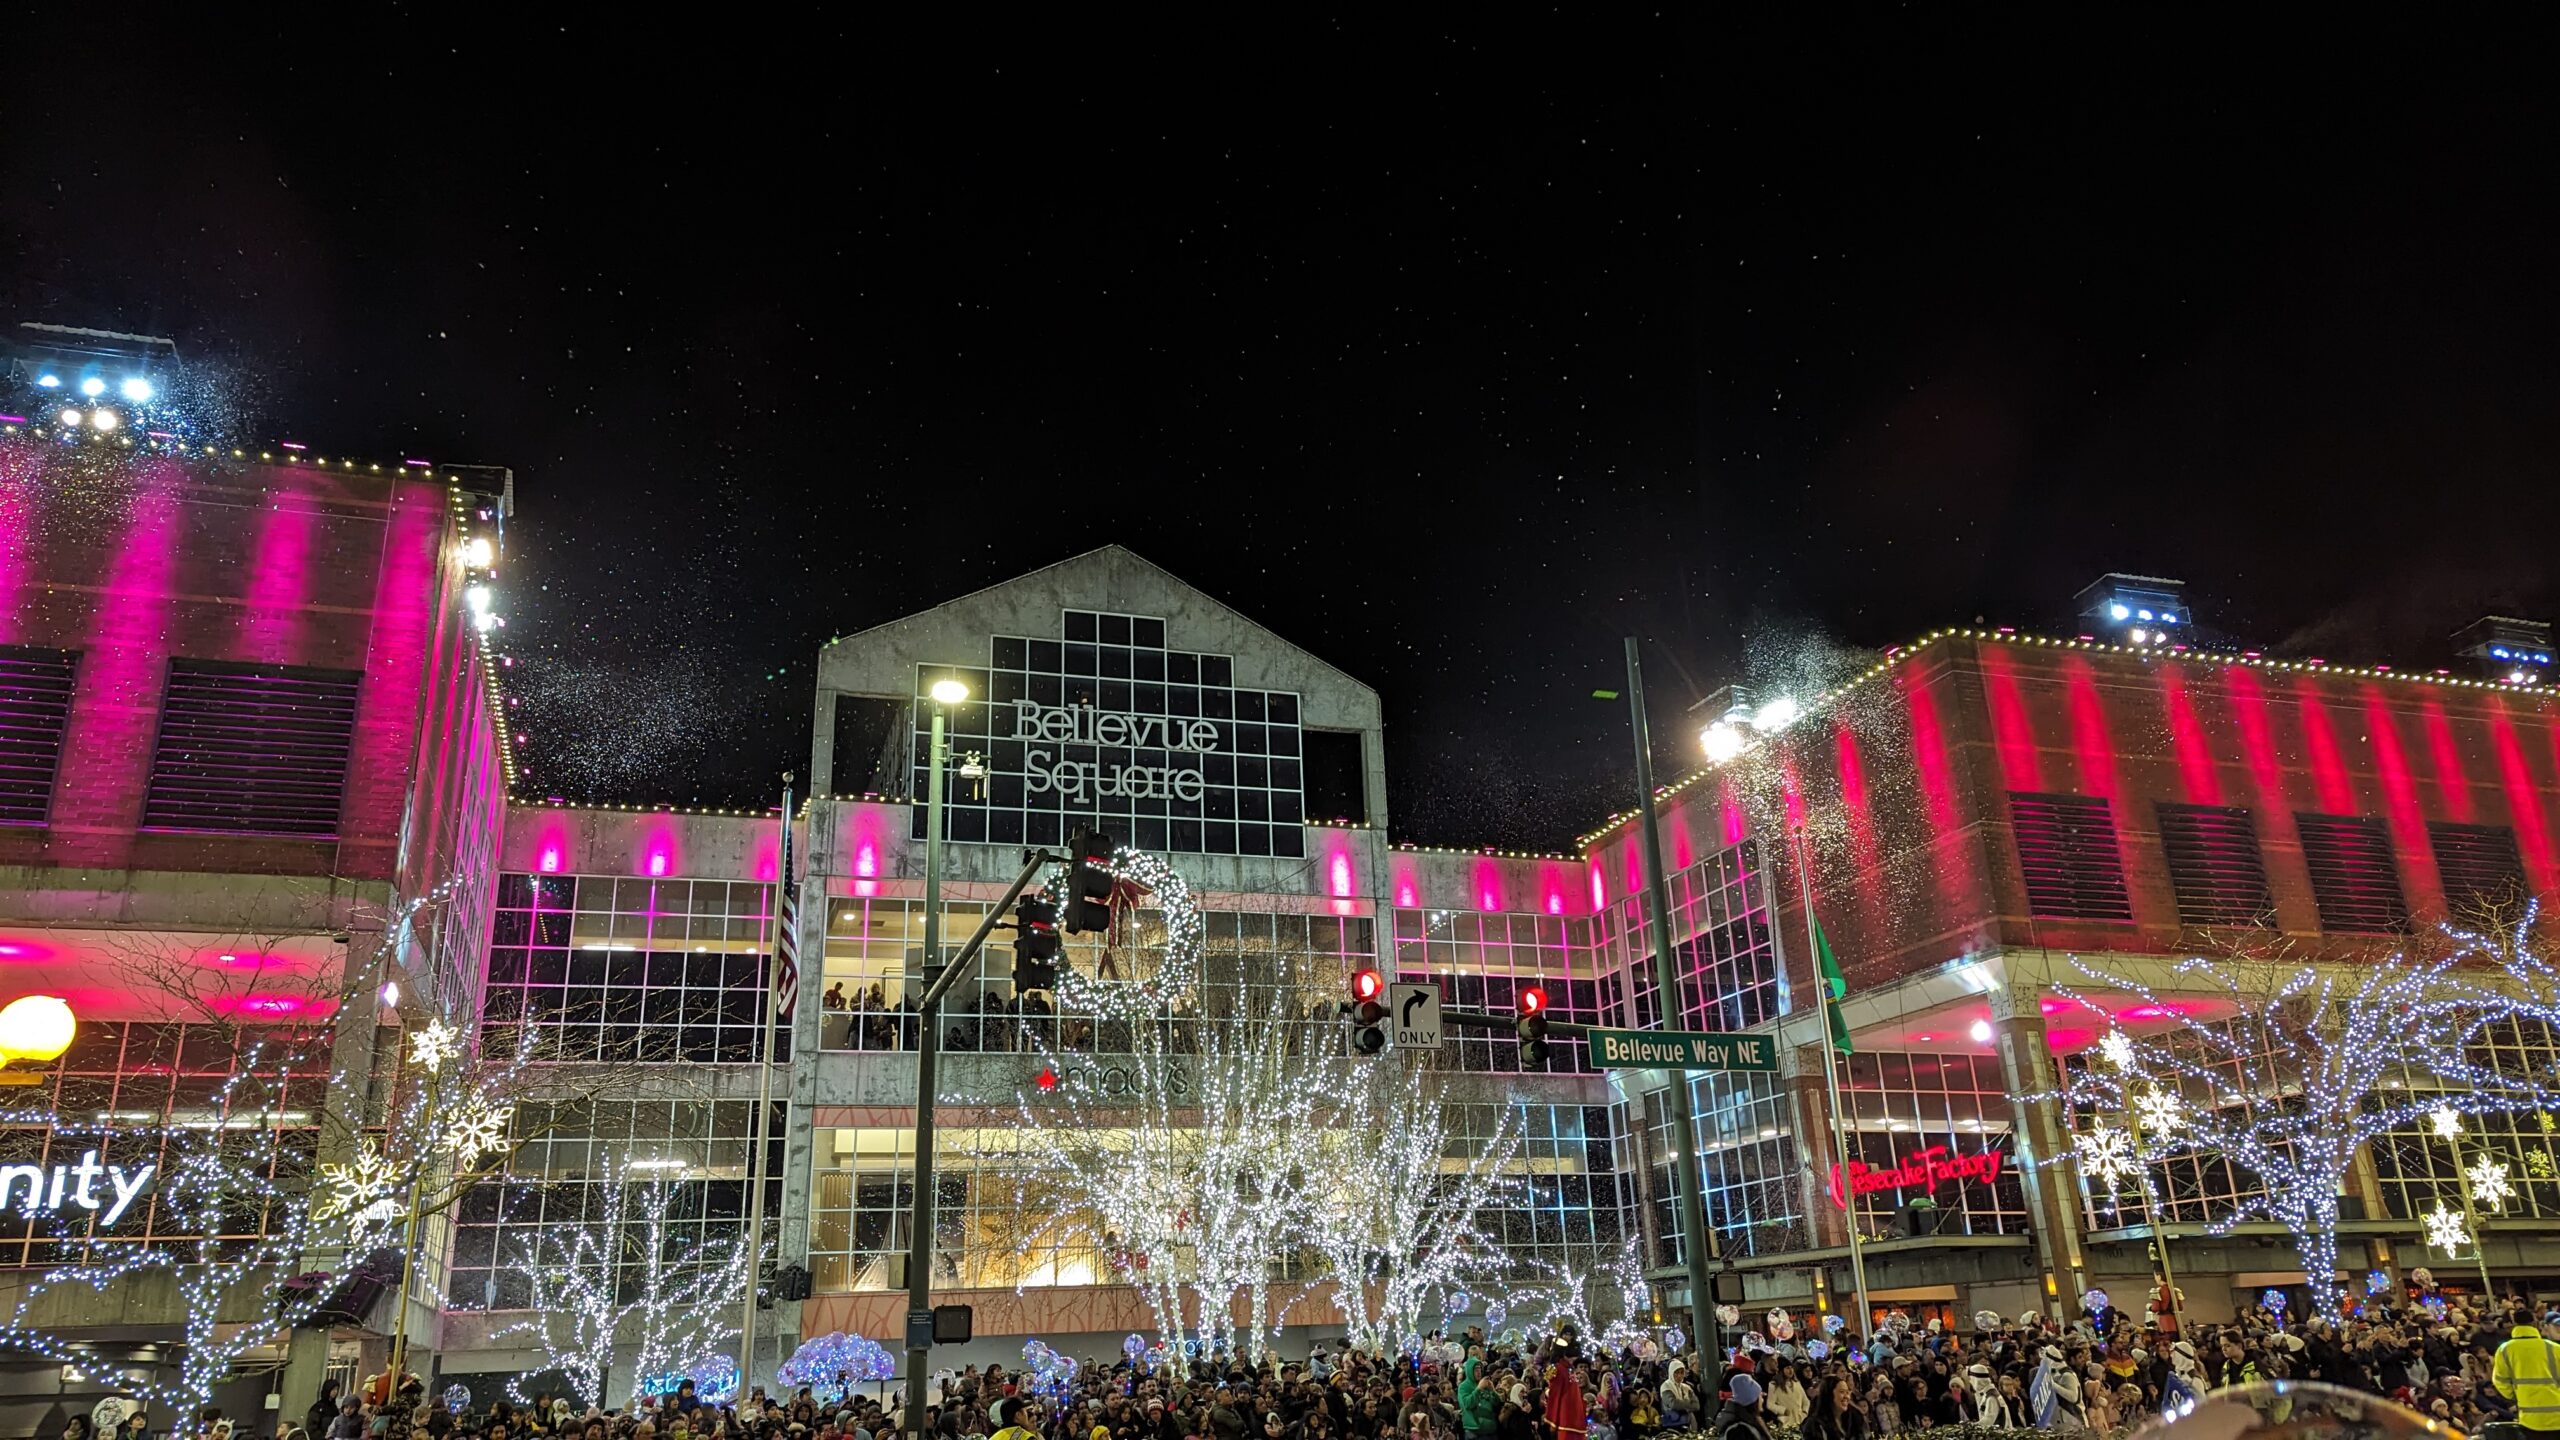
left=1587, top=1028, right=1778, bottom=1072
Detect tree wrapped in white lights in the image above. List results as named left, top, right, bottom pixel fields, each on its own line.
left=1007, top=967, right=1336, bottom=1361
left=2056, top=913, right=2560, bottom=1318
left=488, top=1154, right=755, bottom=1408
left=1520, top=1236, right=1650, bottom=1349
left=1314, top=1066, right=1521, bottom=1355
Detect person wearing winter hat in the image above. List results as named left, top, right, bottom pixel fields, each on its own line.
left=1714, top=1375, right=1769, bottom=1440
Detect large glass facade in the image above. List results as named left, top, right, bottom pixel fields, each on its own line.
left=483, top=873, right=787, bottom=1064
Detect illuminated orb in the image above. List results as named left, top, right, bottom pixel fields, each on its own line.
left=119, top=377, right=153, bottom=403
left=78, top=377, right=105, bottom=397
left=90, top=409, right=118, bottom=432
left=0, top=995, right=77, bottom=1064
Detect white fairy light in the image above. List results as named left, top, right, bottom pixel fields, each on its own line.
left=2052, top=899, right=2560, bottom=1318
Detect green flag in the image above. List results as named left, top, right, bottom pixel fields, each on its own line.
left=1810, top=904, right=1854, bottom=1056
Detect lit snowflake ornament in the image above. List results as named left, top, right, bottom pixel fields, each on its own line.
left=2076, top=1124, right=2139, bottom=1185
left=443, top=1095, right=516, bottom=1161
left=2526, top=1150, right=2554, bottom=1180
left=408, top=1020, right=462, bottom=1073
left=2097, top=1029, right=2137, bottom=1071
left=2423, top=1202, right=2470, bottom=1256
left=2430, top=1105, right=2465, bottom=1141
left=317, top=1137, right=398, bottom=1221
left=2467, top=1157, right=2515, bottom=1212
left=2134, top=1085, right=2183, bottom=1135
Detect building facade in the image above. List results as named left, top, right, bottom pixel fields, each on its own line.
left=6, top=429, right=2560, bottom=1415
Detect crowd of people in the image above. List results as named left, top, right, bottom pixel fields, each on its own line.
left=75, top=1293, right=2560, bottom=1440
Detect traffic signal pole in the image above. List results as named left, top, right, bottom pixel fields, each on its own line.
left=899, top=842, right=1060, bottom=1440
left=1624, top=637, right=1725, bottom=1388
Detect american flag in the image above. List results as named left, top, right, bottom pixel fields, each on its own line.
left=772, top=824, right=800, bottom=1019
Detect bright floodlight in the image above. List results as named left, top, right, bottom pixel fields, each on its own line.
left=929, top=678, right=970, bottom=705
left=2128, top=628, right=2148, bottom=645
left=1700, top=722, right=1746, bottom=763
left=0, top=995, right=77, bottom=1064
left=58, top=408, right=82, bottom=429
left=461, top=536, right=495, bottom=569
left=34, top=374, right=58, bottom=389
left=90, top=409, right=118, bottom=432
left=471, top=610, right=498, bottom=633
left=1753, top=696, right=1801, bottom=732
left=1969, top=1018, right=1994, bottom=1043
left=119, top=377, right=154, bottom=403
left=77, top=377, right=105, bottom=397
left=2109, top=603, right=2130, bottom=621
left=464, top=583, right=493, bottom=614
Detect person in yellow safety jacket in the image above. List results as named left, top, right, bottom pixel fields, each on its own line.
left=2494, top=1320, right=2560, bottom=1431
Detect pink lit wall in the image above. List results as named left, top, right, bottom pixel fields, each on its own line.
left=498, top=805, right=789, bottom=886
left=0, top=440, right=465, bottom=881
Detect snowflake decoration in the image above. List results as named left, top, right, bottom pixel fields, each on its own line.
left=2467, top=1157, right=2515, bottom=1212
left=2423, top=1202, right=2470, bottom=1256
left=2430, top=1105, right=2465, bottom=1141
left=2526, top=1150, right=2554, bottom=1180
left=2076, top=1124, right=2139, bottom=1185
left=408, top=1020, right=462, bottom=1073
left=316, top=1137, right=397, bottom=1221
left=2097, top=1029, right=2136, bottom=1071
left=2134, top=1085, right=2184, bottom=1135
left=444, top=1096, right=516, bottom=1161
left=2541, top=1111, right=2556, bottom=1135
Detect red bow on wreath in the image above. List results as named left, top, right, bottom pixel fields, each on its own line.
left=1094, top=872, right=1153, bottom=980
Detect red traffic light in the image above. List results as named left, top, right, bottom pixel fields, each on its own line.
left=1351, top=968, right=1385, bottom=1003
left=1517, top=985, right=1548, bottom=1017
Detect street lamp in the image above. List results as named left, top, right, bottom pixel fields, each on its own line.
left=901, top=677, right=966, bottom=1437
left=0, top=995, right=76, bottom=1083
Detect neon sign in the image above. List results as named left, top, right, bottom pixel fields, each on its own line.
left=1827, top=1142, right=2003, bottom=1209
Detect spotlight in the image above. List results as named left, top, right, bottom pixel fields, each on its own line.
left=1969, top=1019, right=1993, bottom=1043
left=34, top=374, right=58, bottom=390
left=461, top=536, right=495, bottom=569
left=119, top=377, right=153, bottom=403
left=2128, top=628, right=2149, bottom=645
left=2109, top=603, right=2130, bottom=621
left=89, top=409, right=118, bottom=432
left=2159, top=612, right=2178, bottom=624
left=2136, top=609, right=2154, bottom=621
left=1700, top=722, right=1746, bottom=763
left=57, top=408, right=82, bottom=429
left=77, top=377, right=104, bottom=398
left=1753, top=696, right=1802, bottom=732
left=464, top=584, right=492, bottom=614
left=472, top=611, right=499, bottom=634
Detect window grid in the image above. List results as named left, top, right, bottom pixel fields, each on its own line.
left=1391, top=907, right=1597, bottom=1075
left=484, top=873, right=786, bottom=1064
left=1589, top=840, right=1784, bottom=1037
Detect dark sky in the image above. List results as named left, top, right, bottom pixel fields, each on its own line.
left=6, top=16, right=2555, bottom=848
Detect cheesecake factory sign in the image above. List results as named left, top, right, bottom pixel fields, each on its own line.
left=912, top=611, right=1309, bottom=859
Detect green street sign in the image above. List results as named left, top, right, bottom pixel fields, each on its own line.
left=1587, top=1027, right=1778, bottom=1072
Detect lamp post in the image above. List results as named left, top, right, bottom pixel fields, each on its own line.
left=1620, top=638, right=1721, bottom=1385
left=900, top=677, right=967, bottom=1439
left=2428, top=1106, right=2501, bottom=1300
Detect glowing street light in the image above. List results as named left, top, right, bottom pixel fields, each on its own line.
left=0, top=995, right=77, bottom=1083
left=929, top=678, right=970, bottom=706
left=1700, top=722, right=1746, bottom=763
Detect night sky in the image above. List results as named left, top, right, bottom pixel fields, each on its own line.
left=5, top=17, right=2555, bottom=848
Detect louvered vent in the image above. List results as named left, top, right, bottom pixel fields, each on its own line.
left=2156, top=803, right=2273, bottom=927
left=2295, top=813, right=2408, bottom=933
left=143, top=661, right=360, bottom=838
left=2431, top=822, right=2525, bottom=917
left=2009, top=792, right=2133, bottom=921
left=0, top=647, right=77, bottom=825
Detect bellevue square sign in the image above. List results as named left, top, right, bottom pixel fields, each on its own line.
left=909, top=609, right=1310, bottom=859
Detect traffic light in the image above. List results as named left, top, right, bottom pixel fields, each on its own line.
left=1516, top=984, right=1550, bottom=1069
left=1349, top=968, right=1388, bottom=1054
left=1064, top=828, right=1117, bottom=933
left=1012, top=896, right=1061, bottom=994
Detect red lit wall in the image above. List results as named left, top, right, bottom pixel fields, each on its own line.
left=0, top=440, right=467, bottom=881
left=1637, top=634, right=2560, bottom=991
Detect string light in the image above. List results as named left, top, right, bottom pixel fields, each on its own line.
left=2054, top=902, right=2560, bottom=1318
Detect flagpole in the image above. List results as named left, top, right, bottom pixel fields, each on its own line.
left=1793, top=833, right=1873, bottom=1343
left=738, top=778, right=794, bottom=1397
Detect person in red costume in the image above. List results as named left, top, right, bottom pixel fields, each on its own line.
left=1544, top=1349, right=1587, bottom=1440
